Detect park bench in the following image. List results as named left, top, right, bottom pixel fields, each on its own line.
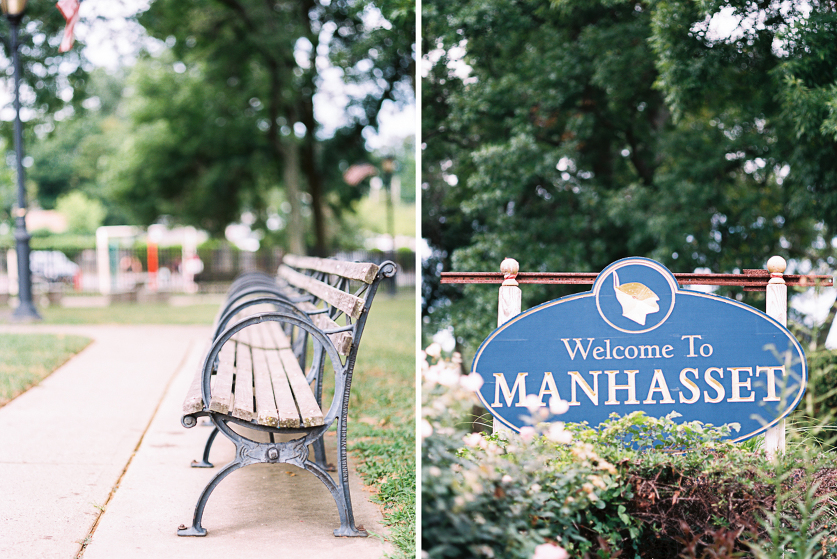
left=178, top=254, right=396, bottom=537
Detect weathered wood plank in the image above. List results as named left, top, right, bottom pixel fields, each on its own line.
left=283, top=254, right=379, bottom=284
left=278, top=265, right=365, bottom=319
left=279, top=347, right=324, bottom=427
left=208, top=342, right=236, bottom=415
left=253, top=326, right=301, bottom=428
left=311, top=314, right=353, bottom=355
left=250, top=347, right=280, bottom=427
left=230, top=336, right=256, bottom=422
left=243, top=326, right=279, bottom=427
left=264, top=319, right=292, bottom=349
left=182, top=342, right=212, bottom=415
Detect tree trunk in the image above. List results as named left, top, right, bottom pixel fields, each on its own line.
left=299, top=0, right=327, bottom=257
left=281, top=139, right=305, bottom=255
left=816, top=295, right=837, bottom=349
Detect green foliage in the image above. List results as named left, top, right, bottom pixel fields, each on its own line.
left=347, top=293, right=416, bottom=557
left=0, top=4, right=92, bottom=154
left=422, top=351, right=837, bottom=559
left=106, top=55, right=265, bottom=236
left=422, top=0, right=836, bottom=350
left=55, top=191, right=106, bottom=234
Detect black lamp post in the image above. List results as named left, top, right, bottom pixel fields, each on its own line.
left=3, top=0, right=40, bottom=320
left=381, top=157, right=396, bottom=295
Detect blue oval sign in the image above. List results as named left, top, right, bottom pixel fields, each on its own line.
left=471, top=258, right=807, bottom=441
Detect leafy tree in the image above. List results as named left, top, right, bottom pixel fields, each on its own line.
left=422, top=0, right=835, bottom=349
left=0, top=3, right=92, bottom=219
left=55, top=190, right=105, bottom=234
left=114, top=0, right=415, bottom=254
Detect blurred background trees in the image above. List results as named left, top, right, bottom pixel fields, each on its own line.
left=0, top=0, right=415, bottom=256
left=422, top=0, right=837, bottom=349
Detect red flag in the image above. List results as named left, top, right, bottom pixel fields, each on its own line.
left=56, top=0, right=80, bottom=53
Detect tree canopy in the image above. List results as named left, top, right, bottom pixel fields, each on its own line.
left=7, top=1, right=414, bottom=255
left=110, top=0, right=415, bottom=254
left=422, top=0, right=837, bottom=349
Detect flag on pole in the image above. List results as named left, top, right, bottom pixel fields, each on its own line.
left=56, top=0, right=80, bottom=53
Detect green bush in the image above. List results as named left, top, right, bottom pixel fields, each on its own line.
left=421, top=351, right=837, bottom=559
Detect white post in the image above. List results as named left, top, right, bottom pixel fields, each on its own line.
left=494, top=257, right=522, bottom=433
left=764, top=255, right=787, bottom=458
left=7, top=249, right=18, bottom=296
left=96, top=227, right=110, bottom=295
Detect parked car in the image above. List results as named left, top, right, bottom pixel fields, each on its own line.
left=30, top=250, right=80, bottom=283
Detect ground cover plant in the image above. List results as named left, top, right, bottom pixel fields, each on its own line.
left=343, top=292, right=416, bottom=558
left=422, top=348, right=837, bottom=559
left=0, top=333, right=92, bottom=406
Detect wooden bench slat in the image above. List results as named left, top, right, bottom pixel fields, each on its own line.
left=253, top=325, right=302, bottom=429
left=264, top=319, right=292, bottom=349
left=311, top=314, right=353, bottom=356
left=279, top=265, right=365, bottom=320
left=230, top=338, right=256, bottom=422
left=283, top=254, right=379, bottom=284
left=278, top=347, right=324, bottom=427
left=240, top=328, right=279, bottom=427
left=183, top=341, right=212, bottom=415
left=208, top=342, right=236, bottom=415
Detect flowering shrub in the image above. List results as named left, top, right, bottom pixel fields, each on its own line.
left=421, top=347, right=837, bottom=559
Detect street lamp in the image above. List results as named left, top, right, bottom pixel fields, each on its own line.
left=380, top=157, right=396, bottom=295
left=2, top=0, right=40, bottom=320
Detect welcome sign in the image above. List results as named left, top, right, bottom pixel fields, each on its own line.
left=471, top=257, right=807, bottom=441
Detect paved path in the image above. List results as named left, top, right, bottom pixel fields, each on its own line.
left=0, top=324, right=393, bottom=559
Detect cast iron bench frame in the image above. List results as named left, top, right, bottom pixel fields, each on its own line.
left=178, top=254, right=396, bottom=537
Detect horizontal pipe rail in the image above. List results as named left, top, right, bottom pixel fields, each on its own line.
left=440, top=270, right=833, bottom=291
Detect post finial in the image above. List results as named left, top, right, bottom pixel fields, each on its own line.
left=500, top=257, right=519, bottom=286
left=767, top=255, right=786, bottom=284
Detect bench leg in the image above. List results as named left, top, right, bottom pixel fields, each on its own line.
left=302, top=414, right=367, bottom=537
left=191, top=426, right=219, bottom=468
left=177, top=458, right=244, bottom=537
left=305, top=459, right=368, bottom=537
left=311, top=438, right=335, bottom=471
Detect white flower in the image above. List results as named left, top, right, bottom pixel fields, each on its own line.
left=459, top=372, right=484, bottom=391
left=519, top=426, right=536, bottom=442
left=532, top=543, right=568, bottom=559
left=549, top=397, right=570, bottom=415
left=502, top=474, right=513, bottom=483
left=546, top=423, right=572, bottom=445
left=463, top=432, right=484, bottom=448
left=429, top=466, right=442, bottom=477
left=421, top=419, right=433, bottom=439
left=524, top=394, right=543, bottom=413
left=437, top=365, right=461, bottom=387
left=425, top=342, right=442, bottom=358
left=530, top=483, right=542, bottom=493
left=424, top=364, right=440, bottom=384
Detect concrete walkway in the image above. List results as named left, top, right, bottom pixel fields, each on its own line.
left=0, top=324, right=393, bottom=559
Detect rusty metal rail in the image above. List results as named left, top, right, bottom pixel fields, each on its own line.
left=441, top=269, right=833, bottom=291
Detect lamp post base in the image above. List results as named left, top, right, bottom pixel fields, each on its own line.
left=11, top=300, right=41, bottom=321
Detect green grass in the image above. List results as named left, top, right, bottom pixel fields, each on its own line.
left=348, top=197, right=416, bottom=238
left=346, top=292, right=416, bottom=558
left=39, top=302, right=219, bottom=324
left=0, top=334, right=92, bottom=406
